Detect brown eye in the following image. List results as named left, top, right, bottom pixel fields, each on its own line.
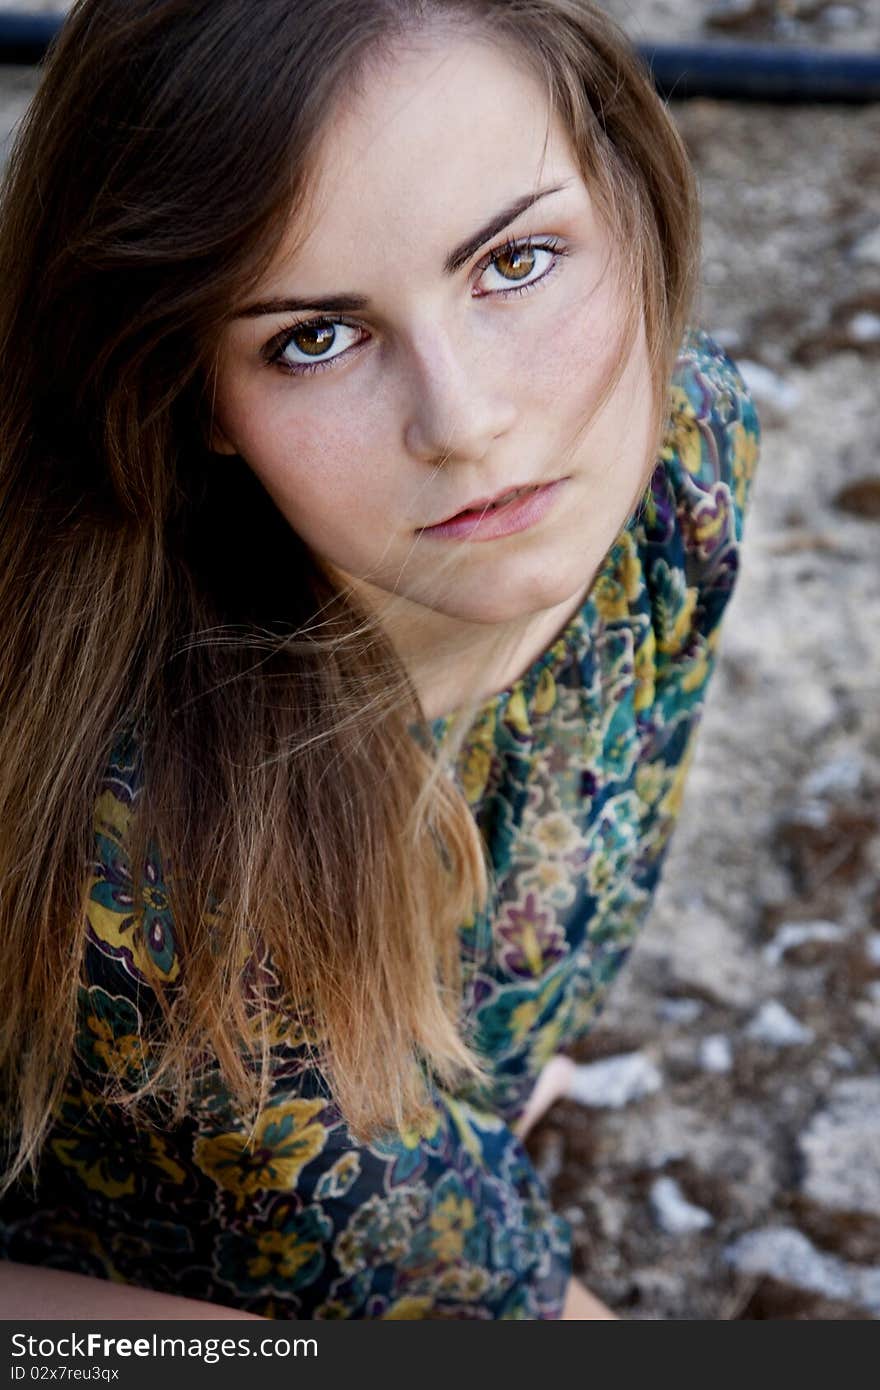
left=492, top=245, right=536, bottom=282
left=476, top=240, right=562, bottom=297
left=291, top=321, right=336, bottom=357
left=273, top=319, right=364, bottom=373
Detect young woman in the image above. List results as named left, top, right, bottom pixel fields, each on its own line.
left=0, top=0, right=760, bottom=1320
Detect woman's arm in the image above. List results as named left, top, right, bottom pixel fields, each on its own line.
left=0, top=1260, right=265, bottom=1320
left=562, top=1276, right=617, bottom=1320
left=1, top=1260, right=612, bottom=1322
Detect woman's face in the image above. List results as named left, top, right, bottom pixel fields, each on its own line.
left=213, top=29, right=655, bottom=642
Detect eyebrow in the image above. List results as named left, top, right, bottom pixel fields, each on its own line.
left=235, top=181, right=571, bottom=319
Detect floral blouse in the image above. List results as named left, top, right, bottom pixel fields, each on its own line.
left=0, top=326, right=760, bottom=1319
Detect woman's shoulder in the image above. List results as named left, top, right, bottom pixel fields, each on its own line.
left=661, top=324, right=762, bottom=542
left=621, top=324, right=762, bottom=672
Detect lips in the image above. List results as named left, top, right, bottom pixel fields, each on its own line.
left=433, top=483, right=544, bottom=527
left=418, top=477, right=568, bottom=542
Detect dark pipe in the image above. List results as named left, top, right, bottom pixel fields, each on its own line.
left=0, top=12, right=62, bottom=66
left=639, top=40, right=880, bottom=104
left=0, top=12, right=879, bottom=104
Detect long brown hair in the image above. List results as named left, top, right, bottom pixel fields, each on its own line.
left=0, top=0, right=700, bottom=1193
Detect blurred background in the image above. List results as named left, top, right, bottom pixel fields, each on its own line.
left=2, top=0, right=878, bottom=1320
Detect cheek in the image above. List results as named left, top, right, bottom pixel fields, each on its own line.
left=218, top=381, right=368, bottom=506
left=219, top=385, right=412, bottom=571
left=510, top=285, right=623, bottom=422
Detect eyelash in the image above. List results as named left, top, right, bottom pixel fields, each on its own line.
left=265, top=234, right=569, bottom=378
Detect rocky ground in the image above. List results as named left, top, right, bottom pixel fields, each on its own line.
left=2, top=0, right=879, bottom=1320
left=529, top=0, right=880, bottom=1322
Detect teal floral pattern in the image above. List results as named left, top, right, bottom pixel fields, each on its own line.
left=0, top=327, right=760, bottom=1318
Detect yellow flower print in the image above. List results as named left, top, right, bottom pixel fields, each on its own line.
left=533, top=666, right=558, bottom=716
left=533, top=811, right=580, bottom=858
left=680, top=642, right=711, bottom=694
left=88, top=790, right=180, bottom=984
left=587, top=854, right=613, bottom=899
left=523, top=859, right=569, bottom=895
left=86, top=1014, right=145, bottom=1078
left=94, top=788, right=133, bottom=844
left=593, top=533, right=643, bottom=622
left=663, top=387, right=704, bottom=476
left=398, top=1109, right=442, bottom=1150
left=509, top=997, right=539, bottom=1042
left=315, top=1300, right=350, bottom=1319
left=657, top=586, right=698, bottom=657
left=52, top=1097, right=185, bottom=1198
left=730, top=419, right=760, bottom=513
left=461, top=743, right=492, bottom=805
left=144, top=1133, right=188, bottom=1187
left=471, top=705, right=497, bottom=744
left=504, top=686, right=532, bottom=739
left=429, top=1193, right=476, bottom=1262
left=659, top=740, right=697, bottom=821
left=195, top=1099, right=327, bottom=1207
left=691, top=498, right=728, bottom=553
left=635, top=762, right=667, bottom=807
left=436, top=1265, right=491, bottom=1300
left=246, top=1229, right=319, bottom=1282
left=634, top=627, right=656, bottom=712
left=581, top=724, right=602, bottom=763
left=384, top=1296, right=435, bottom=1319
left=530, top=1014, right=567, bottom=1070
left=443, top=1095, right=505, bottom=1163
left=242, top=1007, right=315, bottom=1053
left=332, top=1152, right=360, bottom=1183
left=617, top=531, right=644, bottom=602
left=508, top=976, right=559, bottom=1045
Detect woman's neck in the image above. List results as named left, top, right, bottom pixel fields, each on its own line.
left=346, top=572, right=594, bottom=723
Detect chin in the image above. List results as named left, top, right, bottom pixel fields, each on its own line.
left=423, top=578, right=581, bottom=628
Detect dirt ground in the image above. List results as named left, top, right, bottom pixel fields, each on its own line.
left=536, top=0, right=880, bottom=1322
left=2, top=0, right=879, bottom=1320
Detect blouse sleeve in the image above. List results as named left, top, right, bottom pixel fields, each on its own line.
left=617, top=325, right=762, bottom=862
left=639, top=324, right=762, bottom=650
left=188, top=1083, right=572, bottom=1320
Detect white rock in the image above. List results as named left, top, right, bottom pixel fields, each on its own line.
left=698, top=1034, right=733, bottom=1073
left=650, top=1176, right=713, bottom=1235
left=851, top=226, right=880, bottom=267
left=745, top=1000, right=815, bottom=1047
left=566, top=1052, right=662, bottom=1109
left=642, top=905, right=760, bottom=1010
left=827, top=1044, right=855, bottom=1070
left=822, top=5, right=863, bottom=29
left=848, top=312, right=880, bottom=344
left=784, top=798, right=831, bottom=829
left=763, top=919, right=846, bottom=967
left=725, top=1228, right=880, bottom=1314
left=800, top=1079, right=880, bottom=1217
left=855, top=996, right=880, bottom=1034
left=864, top=933, right=880, bottom=967
left=735, top=359, right=801, bottom=416
left=802, top=754, right=864, bottom=799
left=656, top=998, right=703, bottom=1024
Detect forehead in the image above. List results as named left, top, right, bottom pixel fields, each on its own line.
left=263, top=28, right=581, bottom=285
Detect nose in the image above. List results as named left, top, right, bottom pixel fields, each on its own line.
left=402, top=330, right=517, bottom=464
